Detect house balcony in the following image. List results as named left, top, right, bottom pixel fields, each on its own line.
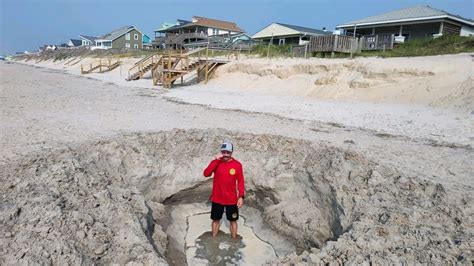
left=165, top=32, right=210, bottom=45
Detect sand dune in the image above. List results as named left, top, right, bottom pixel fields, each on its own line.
left=210, top=54, right=473, bottom=111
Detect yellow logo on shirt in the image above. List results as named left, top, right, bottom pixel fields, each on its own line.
left=229, top=168, right=236, bottom=175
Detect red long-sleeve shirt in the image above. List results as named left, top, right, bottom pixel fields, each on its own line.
left=203, top=158, right=245, bottom=205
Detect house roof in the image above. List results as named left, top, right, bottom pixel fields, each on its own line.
left=252, top=22, right=330, bottom=39
left=154, top=22, right=177, bottom=32
left=156, top=20, right=191, bottom=32
left=177, top=19, right=191, bottom=24
left=191, top=16, right=244, bottom=32
left=275, top=23, right=329, bottom=35
left=100, top=26, right=138, bottom=41
left=156, top=16, right=244, bottom=33
left=338, top=5, right=474, bottom=28
left=79, top=35, right=99, bottom=42
left=68, top=39, right=82, bottom=46
left=80, top=26, right=146, bottom=44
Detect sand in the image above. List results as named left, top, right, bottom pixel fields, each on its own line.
left=210, top=54, right=474, bottom=109
left=1, top=53, right=473, bottom=264
left=15, top=53, right=474, bottom=147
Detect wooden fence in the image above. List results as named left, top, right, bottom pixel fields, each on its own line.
left=307, top=35, right=356, bottom=53
left=292, top=45, right=307, bottom=58
left=292, top=34, right=395, bottom=57
left=359, top=34, right=395, bottom=51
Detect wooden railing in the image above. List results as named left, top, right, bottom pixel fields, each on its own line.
left=164, top=33, right=250, bottom=50
left=293, top=34, right=395, bottom=57
left=165, top=32, right=209, bottom=44
left=155, top=47, right=229, bottom=88
left=359, top=34, right=395, bottom=51
left=307, top=35, right=356, bottom=53
left=81, top=59, right=121, bottom=74
left=292, top=45, right=307, bottom=57
left=128, top=53, right=162, bottom=80
left=225, top=41, right=255, bottom=51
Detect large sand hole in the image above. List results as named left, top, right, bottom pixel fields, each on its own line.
left=1, top=129, right=468, bottom=265
left=160, top=181, right=295, bottom=265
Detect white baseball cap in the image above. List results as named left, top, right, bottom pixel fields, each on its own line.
left=220, top=142, right=234, bottom=152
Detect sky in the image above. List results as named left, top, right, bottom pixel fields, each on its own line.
left=0, top=0, right=472, bottom=54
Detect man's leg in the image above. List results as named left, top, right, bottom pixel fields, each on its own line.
left=210, top=202, right=224, bottom=237
left=212, top=220, right=221, bottom=237
left=226, top=205, right=239, bottom=238
left=230, top=221, right=238, bottom=238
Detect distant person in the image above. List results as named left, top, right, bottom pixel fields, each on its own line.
left=203, top=141, right=245, bottom=238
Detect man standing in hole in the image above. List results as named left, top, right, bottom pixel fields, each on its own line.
left=203, top=141, right=245, bottom=238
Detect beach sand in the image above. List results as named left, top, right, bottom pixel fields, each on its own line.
left=1, top=54, right=473, bottom=264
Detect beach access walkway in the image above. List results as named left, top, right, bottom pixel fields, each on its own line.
left=126, top=47, right=230, bottom=88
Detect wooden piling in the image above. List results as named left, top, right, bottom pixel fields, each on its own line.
left=205, top=46, right=209, bottom=83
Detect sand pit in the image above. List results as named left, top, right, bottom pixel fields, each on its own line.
left=1, top=129, right=472, bottom=265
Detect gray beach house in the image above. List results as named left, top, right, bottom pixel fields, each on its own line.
left=79, top=26, right=147, bottom=50
left=337, top=5, right=474, bottom=42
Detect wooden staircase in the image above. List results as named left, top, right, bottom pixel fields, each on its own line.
left=127, top=47, right=229, bottom=88
left=127, top=54, right=163, bottom=81
left=81, top=59, right=121, bottom=74
left=160, top=58, right=227, bottom=88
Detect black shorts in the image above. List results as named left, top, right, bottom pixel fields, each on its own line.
left=210, top=202, right=239, bottom=221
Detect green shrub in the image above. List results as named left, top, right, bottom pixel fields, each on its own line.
left=357, top=35, right=474, bottom=57
left=250, top=44, right=293, bottom=57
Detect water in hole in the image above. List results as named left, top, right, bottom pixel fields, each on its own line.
left=185, top=213, right=277, bottom=265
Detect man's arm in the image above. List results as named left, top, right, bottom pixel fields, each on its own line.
left=237, top=164, right=245, bottom=199
left=203, top=159, right=221, bottom=177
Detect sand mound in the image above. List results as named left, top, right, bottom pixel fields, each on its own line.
left=210, top=54, right=474, bottom=111
left=1, top=129, right=472, bottom=265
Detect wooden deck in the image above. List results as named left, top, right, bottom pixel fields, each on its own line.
left=292, top=34, right=395, bottom=57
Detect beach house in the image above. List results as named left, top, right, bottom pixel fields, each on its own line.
left=154, top=16, right=246, bottom=49
left=79, top=35, right=98, bottom=47
left=94, top=26, right=144, bottom=50
left=252, top=23, right=331, bottom=46
left=336, top=5, right=474, bottom=42
left=79, top=26, right=148, bottom=50
left=142, top=34, right=153, bottom=49
left=67, top=39, right=82, bottom=48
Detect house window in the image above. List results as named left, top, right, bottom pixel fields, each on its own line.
left=125, top=33, right=130, bottom=40
left=134, top=34, right=138, bottom=40
left=134, top=44, right=138, bottom=49
left=125, top=43, right=130, bottom=49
